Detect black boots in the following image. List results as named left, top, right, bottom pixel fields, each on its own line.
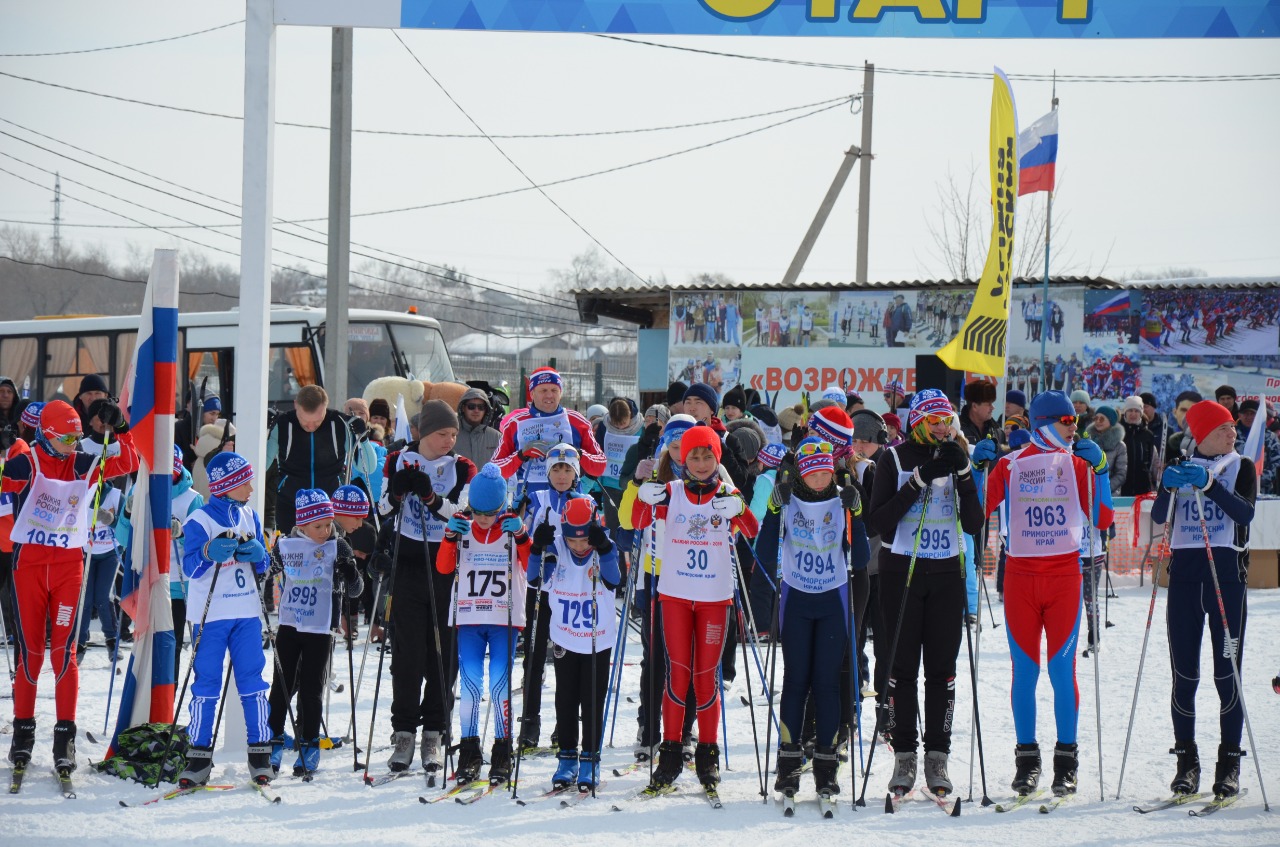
left=1051, top=742, right=1078, bottom=796
left=1213, top=743, right=1243, bottom=798
left=487, top=738, right=512, bottom=786
left=812, top=745, right=840, bottom=797
left=1011, top=743, right=1041, bottom=795
left=7, top=718, right=35, bottom=767
left=694, top=742, right=720, bottom=788
left=52, top=720, right=76, bottom=774
left=649, top=740, right=684, bottom=788
left=455, top=736, right=483, bottom=784
left=1170, top=740, right=1200, bottom=795
left=774, top=742, right=803, bottom=796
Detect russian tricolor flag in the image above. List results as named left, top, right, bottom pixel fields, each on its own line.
left=1091, top=292, right=1130, bottom=318
left=1018, top=110, right=1058, bottom=196
left=1243, top=398, right=1268, bottom=485
left=107, top=250, right=179, bottom=758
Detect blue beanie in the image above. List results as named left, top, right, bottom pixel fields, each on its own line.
left=1096, top=405, right=1118, bottom=426
left=202, top=395, right=222, bottom=414
left=1008, top=428, right=1031, bottom=449
left=682, top=382, right=719, bottom=415
left=1029, top=390, right=1075, bottom=430
left=1005, top=389, right=1027, bottom=411
left=468, top=462, right=508, bottom=514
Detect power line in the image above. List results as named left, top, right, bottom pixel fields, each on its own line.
left=392, top=31, right=645, bottom=286
left=0, top=20, right=243, bottom=58
left=592, top=34, right=1280, bottom=83
left=0, top=67, right=853, bottom=138
left=0, top=253, right=244, bottom=299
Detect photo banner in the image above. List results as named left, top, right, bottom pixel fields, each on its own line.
left=277, top=1, right=1280, bottom=38
left=937, top=68, right=1018, bottom=378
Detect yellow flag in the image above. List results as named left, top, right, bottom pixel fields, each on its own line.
left=937, top=69, right=1019, bottom=378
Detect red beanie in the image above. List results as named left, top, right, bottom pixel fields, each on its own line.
left=1185, top=400, right=1235, bottom=445
left=40, top=400, right=82, bottom=441
left=679, top=423, right=722, bottom=464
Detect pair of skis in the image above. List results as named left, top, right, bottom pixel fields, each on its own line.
left=780, top=790, right=839, bottom=818
left=611, top=781, right=720, bottom=810
left=993, top=789, right=1066, bottom=814
left=885, top=788, right=961, bottom=816
left=9, top=764, right=75, bottom=799
left=1135, top=788, right=1249, bottom=817
left=117, top=780, right=280, bottom=807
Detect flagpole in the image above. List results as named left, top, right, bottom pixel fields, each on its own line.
left=1039, top=76, right=1058, bottom=390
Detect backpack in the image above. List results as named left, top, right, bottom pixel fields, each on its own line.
left=94, top=723, right=190, bottom=785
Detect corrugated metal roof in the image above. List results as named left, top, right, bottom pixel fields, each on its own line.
left=569, top=275, right=1119, bottom=296
left=1117, top=275, right=1279, bottom=289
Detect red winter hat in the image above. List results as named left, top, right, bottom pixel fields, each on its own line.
left=1185, top=400, right=1235, bottom=445
left=40, top=400, right=82, bottom=441
left=679, top=423, right=722, bottom=464
left=560, top=497, right=599, bottom=540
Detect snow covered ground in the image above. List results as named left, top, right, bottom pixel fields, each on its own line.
left=7, top=577, right=1280, bottom=846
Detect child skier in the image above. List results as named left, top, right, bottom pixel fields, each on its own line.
left=267, top=489, right=363, bottom=776
left=1152, top=400, right=1255, bottom=798
left=983, top=390, right=1113, bottom=797
left=866, top=389, right=983, bottom=797
left=754, top=437, right=870, bottom=800
left=2, top=399, right=137, bottom=780
left=517, top=442, right=588, bottom=753
left=528, top=497, right=620, bottom=792
left=177, top=451, right=274, bottom=787
left=331, top=484, right=377, bottom=639
left=436, top=463, right=530, bottom=786
left=634, top=423, right=758, bottom=791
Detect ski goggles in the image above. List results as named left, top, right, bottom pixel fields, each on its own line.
left=796, top=440, right=834, bottom=456
left=921, top=413, right=954, bottom=427
left=51, top=432, right=81, bottom=445
left=1055, top=415, right=1078, bottom=426
left=469, top=506, right=503, bottom=517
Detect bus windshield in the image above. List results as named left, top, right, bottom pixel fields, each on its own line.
left=389, top=322, right=454, bottom=384
left=341, top=320, right=453, bottom=392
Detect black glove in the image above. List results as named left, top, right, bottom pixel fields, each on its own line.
left=917, top=458, right=953, bottom=485
left=391, top=466, right=429, bottom=497
left=937, top=440, right=969, bottom=473
left=368, top=551, right=394, bottom=577
left=587, top=521, right=612, bottom=554
left=840, top=486, right=861, bottom=512
left=336, top=556, right=359, bottom=585
left=95, top=400, right=127, bottom=432
left=772, top=473, right=792, bottom=507
left=267, top=550, right=284, bottom=578
left=349, top=417, right=367, bottom=437
left=532, top=521, right=557, bottom=550
left=637, top=422, right=662, bottom=456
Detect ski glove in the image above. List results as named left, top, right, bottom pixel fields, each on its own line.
left=532, top=521, right=557, bottom=550
left=170, top=516, right=184, bottom=538
left=369, top=551, right=394, bottom=577
left=638, top=481, right=667, bottom=505
left=501, top=516, right=523, bottom=535
left=1073, top=438, right=1107, bottom=474
left=447, top=514, right=472, bottom=536
left=390, top=466, right=429, bottom=498
left=96, top=400, right=127, bottom=432
left=772, top=476, right=792, bottom=508
left=587, top=521, right=612, bottom=554
left=915, top=458, right=954, bottom=485
left=235, top=538, right=267, bottom=566
left=204, top=534, right=240, bottom=563
left=839, top=486, right=861, bottom=514
left=1165, top=463, right=1210, bottom=491
left=937, top=440, right=970, bottom=473
left=520, top=441, right=552, bottom=462
left=971, top=437, right=1000, bottom=467
left=712, top=495, right=744, bottom=518
left=635, top=458, right=657, bottom=481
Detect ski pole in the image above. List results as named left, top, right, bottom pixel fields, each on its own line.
left=503, top=520, right=516, bottom=792
left=208, top=661, right=234, bottom=751
left=258, top=560, right=306, bottom=774
left=1115, top=493, right=1175, bottom=798
left=103, top=554, right=125, bottom=735
left=418, top=495, right=456, bottom=781
left=856, top=484, right=932, bottom=808
left=347, top=570, right=384, bottom=751
left=760, top=497, right=785, bottom=805
left=604, top=533, right=637, bottom=747
left=361, top=508, right=404, bottom=783
left=732, top=581, right=765, bottom=800
left=345, top=591, right=360, bottom=771
left=514, top=504, right=554, bottom=794
left=588, top=550, right=600, bottom=798
left=1193, top=487, right=1270, bottom=810
left=1087, top=471, right=1104, bottom=803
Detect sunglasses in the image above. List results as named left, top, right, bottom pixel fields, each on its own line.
left=923, top=413, right=953, bottom=426
left=469, top=507, right=502, bottom=517
left=798, top=440, right=834, bottom=456
left=463, top=403, right=488, bottom=411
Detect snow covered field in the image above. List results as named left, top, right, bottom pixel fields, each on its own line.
left=7, top=577, right=1279, bottom=846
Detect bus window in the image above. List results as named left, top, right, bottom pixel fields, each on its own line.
left=343, top=323, right=394, bottom=394
left=44, top=335, right=111, bottom=401
left=0, top=337, right=38, bottom=398
left=389, top=323, right=454, bottom=384
left=268, top=345, right=317, bottom=408
left=187, top=351, right=224, bottom=411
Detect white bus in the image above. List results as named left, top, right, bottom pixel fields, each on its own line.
left=0, top=306, right=453, bottom=419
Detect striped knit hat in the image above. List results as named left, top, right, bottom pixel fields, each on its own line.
left=172, top=444, right=184, bottom=480
left=295, top=488, right=334, bottom=526
left=20, top=401, right=43, bottom=430
left=796, top=437, right=835, bottom=478
left=758, top=442, right=787, bottom=470
left=206, top=451, right=254, bottom=497
left=527, top=366, right=563, bottom=392
left=332, top=484, right=371, bottom=518
left=809, top=406, right=854, bottom=449
left=906, top=388, right=955, bottom=438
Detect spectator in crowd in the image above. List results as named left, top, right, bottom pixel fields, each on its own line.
left=191, top=420, right=236, bottom=501
left=1215, top=384, right=1238, bottom=417
left=1004, top=389, right=1027, bottom=424
left=0, top=376, right=26, bottom=450
left=959, top=380, right=1005, bottom=447
left=1119, top=396, right=1156, bottom=496
left=267, top=384, right=363, bottom=533
left=1235, top=399, right=1280, bottom=495
left=344, top=398, right=370, bottom=422
left=455, top=387, right=500, bottom=470
left=1086, top=405, right=1127, bottom=497
left=369, top=398, right=392, bottom=434
left=1165, top=390, right=1203, bottom=462
left=72, top=374, right=111, bottom=433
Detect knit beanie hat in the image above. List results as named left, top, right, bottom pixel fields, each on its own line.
left=417, top=399, right=459, bottom=437
left=1009, top=427, right=1032, bottom=449
left=658, top=414, right=696, bottom=456
left=1005, top=389, right=1027, bottom=411
left=758, top=443, right=787, bottom=470
left=820, top=385, right=847, bottom=405
left=202, top=395, right=222, bottom=414
left=1185, top=400, right=1235, bottom=445
left=369, top=398, right=391, bottom=420
left=680, top=423, right=722, bottom=464
left=644, top=404, right=671, bottom=426
left=721, top=385, right=747, bottom=414
left=1215, top=384, right=1237, bottom=401
left=560, top=497, right=598, bottom=540
left=77, top=373, right=109, bottom=398
left=20, top=401, right=43, bottom=430
left=683, top=383, right=719, bottom=416
left=809, top=406, right=854, bottom=449
left=468, top=463, right=508, bottom=513
left=1031, top=390, right=1076, bottom=429
left=1122, top=395, right=1144, bottom=414
left=332, top=484, right=371, bottom=518
left=883, top=413, right=902, bottom=432
left=1069, top=390, right=1091, bottom=406
left=906, top=389, right=955, bottom=445
left=850, top=409, right=887, bottom=445
left=206, top=451, right=254, bottom=497
left=884, top=379, right=906, bottom=399
left=666, top=381, right=689, bottom=407
left=1096, top=406, right=1118, bottom=426
left=726, top=421, right=764, bottom=464
left=796, top=437, right=835, bottom=478
left=528, top=366, right=563, bottom=392
left=39, top=400, right=82, bottom=441
left=295, top=488, right=334, bottom=526
left=172, top=444, right=184, bottom=480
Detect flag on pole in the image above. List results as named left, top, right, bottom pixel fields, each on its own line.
left=395, top=394, right=411, bottom=443
left=107, top=249, right=179, bottom=758
left=1017, top=109, right=1058, bottom=196
left=1090, top=292, right=1131, bottom=318
left=1242, top=398, right=1267, bottom=484
left=937, top=68, right=1019, bottom=378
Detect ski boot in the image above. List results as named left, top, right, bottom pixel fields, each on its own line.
left=681, top=727, right=697, bottom=763
left=648, top=740, right=684, bottom=789
left=552, top=749, right=579, bottom=789
left=888, top=751, right=917, bottom=796
left=694, top=742, right=721, bottom=788
left=7, top=718, right=35, bottom=767
left=487, top=738, right=512, bottom=786
left=1011, top=743, right=1041, bottom=796
left=52, top=720, right=77, bottom=774
left=420, top=730, right=443, bottom=774
left=577, top=751, right=600, bottom=793
left=773, top=742, right=803, bottom=796
left=634, top=725, right=658, bottom=762
left=293, top=738, right=320, bottom=777
left=455, top=736, right=483, bottom=784
left=1170, top=740, right=1200, bottom=795
left=923, top=750, right=952, bottom=797
left=813, top=745, right=840, bottom=797
left=1050, top=742, right=1078, bottom=796
left=178, top=746, right=214, bottom=788
left=387, top=730, right=415, bottom=772
left=269, top=734, right=286, bottom=775
left=1212, top=743, right=1243, bottom=798
left=248, top=742, right=274, bottom=784
left=516, top=717, right=540, bottom=755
